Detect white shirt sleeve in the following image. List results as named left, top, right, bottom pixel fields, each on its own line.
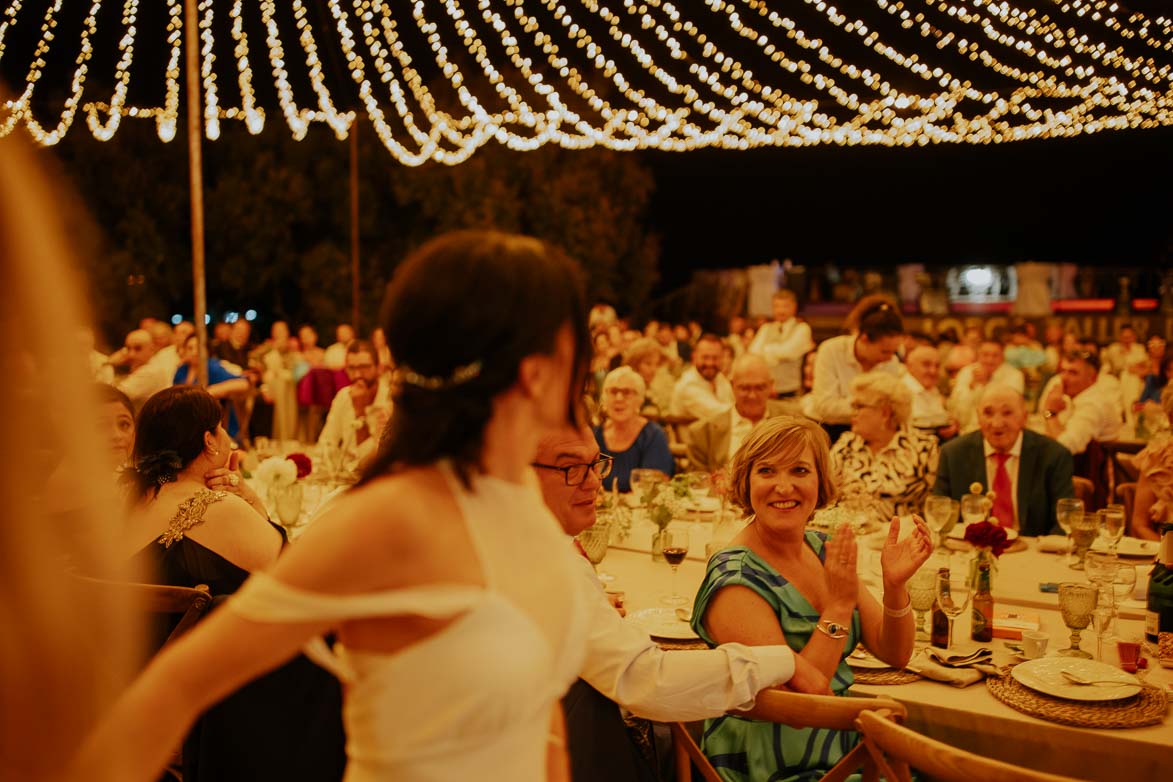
left=573, top=557, right=795, bottom=721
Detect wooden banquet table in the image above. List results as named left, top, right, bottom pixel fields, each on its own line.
left=604, top=515, right=1173, bottom=782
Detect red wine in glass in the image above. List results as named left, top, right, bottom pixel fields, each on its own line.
left=663, top=547, right=688, bottom=566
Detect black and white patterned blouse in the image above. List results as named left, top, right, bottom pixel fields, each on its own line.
left=830, top=427, right=940, bottom=526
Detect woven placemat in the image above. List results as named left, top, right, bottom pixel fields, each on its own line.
left=851, top=667, right=922, bottom=685
left=985, top=669, right=1168, bottom=728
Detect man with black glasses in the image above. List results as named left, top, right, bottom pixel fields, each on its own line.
left=532, top=425, right=821, bottom=782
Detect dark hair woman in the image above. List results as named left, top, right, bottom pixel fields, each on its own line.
left=75, top=230, right=594, bottom=781
left=122, top=385, right=345, bottom=781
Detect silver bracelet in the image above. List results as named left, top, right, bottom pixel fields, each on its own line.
left=883, top=598, right=912, bottom=618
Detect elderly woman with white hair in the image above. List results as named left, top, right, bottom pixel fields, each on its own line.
left=594, top=366, right=676, bottom=491
left=830, top=371, right=940, bottom=526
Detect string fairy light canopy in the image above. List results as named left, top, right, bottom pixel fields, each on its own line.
left=1, top=0, right=1170, bottom=163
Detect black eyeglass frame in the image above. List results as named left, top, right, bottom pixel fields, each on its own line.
left=532, top=455, right=614, bottom=486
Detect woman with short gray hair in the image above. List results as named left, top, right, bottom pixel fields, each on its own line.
left=830, top=371, right=939, bottom=526
left=594, top=366, right=675, bottom=491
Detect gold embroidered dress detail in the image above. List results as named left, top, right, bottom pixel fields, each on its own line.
left=158, top=489, right=228, bottom=548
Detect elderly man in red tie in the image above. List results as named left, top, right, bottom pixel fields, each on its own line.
left=932, top=383, right=1075, bottom=536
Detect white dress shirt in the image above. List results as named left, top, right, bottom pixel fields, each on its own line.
left=115, top=352, right=177, bottom=407
left=1054, top=374, right=1124, bottom=455
left=809, top=335, right=903, bottom=424
left=948, top=362, right=1025, bottom=434
left=1103, top=342, right=1147, bottom=376
left=727, top=408, right=757, bottom=464
left=901, top=371, right=949, bottom=427
left=747, top=318, right=814, bottom=395
left=571, top=549, right=795, bottom=721
left=983, top=432, right=1023, bottom=530
left=317, top=378, right=392, bottom=473
left=670, top=367, right=734, bottom=420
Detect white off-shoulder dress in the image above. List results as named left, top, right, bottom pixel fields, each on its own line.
left=228, top=463, right=591, bottom=781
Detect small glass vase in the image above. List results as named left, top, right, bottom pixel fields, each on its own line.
left=968, top=549, right=997, bottom=590
left=651, top=528, right=667, bottom=562
left=271, top=482, right=303, bottom=529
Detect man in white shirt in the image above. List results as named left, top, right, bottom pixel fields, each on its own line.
left=669, top=333, right=734, bottom=420
left=1041, top=350, right=1124, bottom=455
left=687, top=354, right=786, bottom=473
left=1104, top=324, right=1148, bottom=376
left=747, top=290, right=814, bottom=397
left=901, top=345, right=958, bottom=438
left=110, top=329, right=175, bottom=410
left=947, top=340, right=1025, bottom=433
left=317, top=340, right=391, bottom=477
left=322, top=323, right=356, bottom=371
left=532, top=425, right=821, bottom=782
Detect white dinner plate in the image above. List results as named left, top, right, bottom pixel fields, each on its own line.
left=1090, top=537, right=1159, bottom=559
left=1010, top=657, right=1141, bottom=702
left=684, top=496, right=722, bottom=514
left=625, top=608, right=700, bottom=641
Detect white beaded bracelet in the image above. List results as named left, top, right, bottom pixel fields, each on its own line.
left=883, top=598, right=912, bottom=618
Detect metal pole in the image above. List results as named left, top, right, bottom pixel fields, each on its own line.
left=350, top=121, right=360, bottom=332
left=185, top=0, right=209, bottom=386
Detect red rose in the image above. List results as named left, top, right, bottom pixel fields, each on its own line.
left=286, top=452, right=312, bottom=480
left=963, top=520, right=1009, bottom=557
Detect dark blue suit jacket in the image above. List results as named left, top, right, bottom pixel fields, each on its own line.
left=932, top=430, right=1075, bottom=537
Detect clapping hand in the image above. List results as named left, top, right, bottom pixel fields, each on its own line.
left=879, top=515, right=933, bottom=589
left=823, top=524, right=859, bottom=612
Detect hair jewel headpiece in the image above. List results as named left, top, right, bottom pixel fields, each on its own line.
left=135, top=450, right=184, bottom=487
left=397, top=359, right=483, bottom=390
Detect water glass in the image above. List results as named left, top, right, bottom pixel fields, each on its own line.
left=1067, top=512, right=1098, bottom=570
left=923, top=496, right=953, bottom=549
left=577, top=521, right=612, bottom=573
left=1055, top=498, right=1083, bottom=555
left=1084, top=551, right=1119, bottom=607
left=630, top=468, right=667, bottom=501
left=1097, top=506, right=1126, bottom=554
left=908, top=568, right=938, bottom=643
left=1057, top=582, right=1098, bottom=658
left=1092, top=607, right=1115, bottom=661
left=1112, top=565, right=1139, bottom=604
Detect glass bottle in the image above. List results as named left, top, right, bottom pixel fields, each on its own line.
left=931, top=567, right=951, bottom=649
left=971, top=562, right=994, bottom=642
left=1144, top=523, right=1173, bottom=648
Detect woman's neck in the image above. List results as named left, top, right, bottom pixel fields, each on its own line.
left=606, top=416, right=643, bottom=436
left=865, top=427, right=897, bottom=453
left=747, top=519, right=808, bottom=562
left=478, top=397, right=540, bottom=485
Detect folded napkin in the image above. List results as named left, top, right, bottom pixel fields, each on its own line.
left=906, top=648, right=999, bottom=687
left=1037, top=535, right=1069, bottom=553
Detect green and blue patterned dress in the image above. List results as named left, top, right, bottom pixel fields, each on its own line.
left=690, top=531, right=863, bottom=782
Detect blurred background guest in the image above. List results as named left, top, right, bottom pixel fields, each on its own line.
left=808, top=295, right=904, bottom=440
left=1104, top=323, right=1147, bottom=376
left=901, top=345, right=958, bottom=438
left=1131, top=386, right=1173, bottom=541
left=622, top=337, right=675, bottom=415
left=688, top=354, right=782, bottom=474
left=747, top=290, right=813, bottom=399
left=948, top=340, right=1025, bottom=434
left=595, top=366, right=675, bottom=492
left=317, top=339, right=391, bottom=478
left=174, top=334, right=250, bottom=441
left=95, top=384, right=136, bottom=473
left=1040, top=350, right=1123, bottom=456
left=670, top=333, right=734, bottom=420
left=322, top=323, right=355, bottom=370
left=831, top=372, right=939, bottom=526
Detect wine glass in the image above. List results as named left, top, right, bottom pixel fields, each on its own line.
left=934, top=571, right=973, bottom=651
left=942, top=499, right=961, bottom=539
left=1092, top=608, right=1115, bottom=661
left=908, top=568, right=938, bottom=643
left=1097, top=505, right=1126, bottom=555
left=1057, top=582, right=1098, bottom=658
left=1084, top=551, right=1119, bottom=608
left=577, top=520, right=612, bottom=578
left=659, top=527, right=691, bottom=606
left=923, top=496, right=953, bottom=550
left=1067, top=512, right=1098, bottom=570
left=630, top=468, right=667, bottom=503
left=1112, top=565, right=1138, bottom=605
left=1055, top=497, right=1083, bottom=556
left=960, top=492, right=989, bottom=527
left=684, top=471, right=712, bottom=499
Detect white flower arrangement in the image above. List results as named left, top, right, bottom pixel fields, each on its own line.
left=255, top=456, right=297, bottom=489
left=642, top=476, right=693, bottom=531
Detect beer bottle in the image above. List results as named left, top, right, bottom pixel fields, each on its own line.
left=971, top=562, right=994, bottom=643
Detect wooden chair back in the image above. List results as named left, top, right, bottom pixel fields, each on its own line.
left=72, top=574, right=213, bottom=648
left=854, top=710, right=1082, bottom=782
left=671, top=690, right=907, bottom=782
left=1072, top=476, right=1095, bottom=510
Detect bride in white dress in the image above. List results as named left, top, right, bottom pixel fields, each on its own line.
left=75, top=230, right=596, bottom=782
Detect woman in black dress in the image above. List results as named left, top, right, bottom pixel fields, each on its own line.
left=123, top=386, right=345, bottom=782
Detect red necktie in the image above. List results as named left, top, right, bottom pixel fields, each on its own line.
left=991, top=452, right=1015, bottom=529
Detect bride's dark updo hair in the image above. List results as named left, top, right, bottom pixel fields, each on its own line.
left=361, top=230, right=589, bottom=487
left=125, top=386, right=222, bottom=499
